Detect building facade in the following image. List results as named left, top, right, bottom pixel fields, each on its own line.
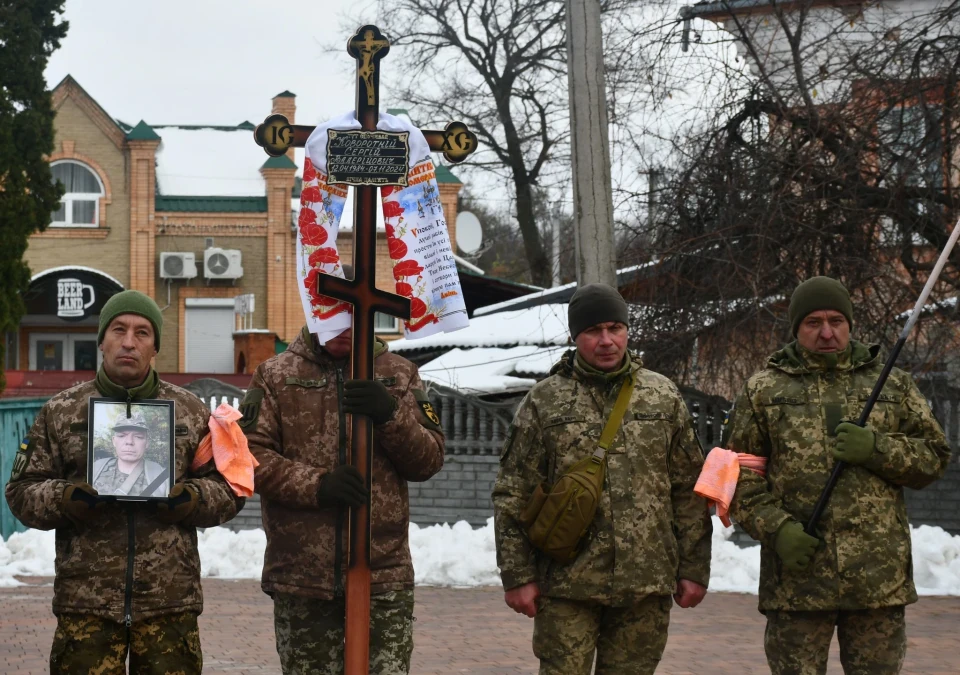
left=7, top=77, right=465, bottom=379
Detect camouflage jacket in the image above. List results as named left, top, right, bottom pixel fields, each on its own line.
left=493, top=350, right=712, bottom=605
left=726, top=341, right=951, bottom=611
left=5, top=380, right=243, bottom=623
left=241, top=328, right=445, bottom=600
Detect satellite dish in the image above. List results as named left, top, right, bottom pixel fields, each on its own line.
left=456, top=211, right=483, bottom=254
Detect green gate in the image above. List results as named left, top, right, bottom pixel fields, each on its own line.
left=0, top=398, right=47, bottom=539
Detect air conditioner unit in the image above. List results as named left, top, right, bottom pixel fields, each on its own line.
left=159, top=252, right=198, bottom=279
left=203, top=247, right=243, bottom=280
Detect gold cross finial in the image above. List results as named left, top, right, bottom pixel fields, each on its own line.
left=348, top=27, right=390, bottom=106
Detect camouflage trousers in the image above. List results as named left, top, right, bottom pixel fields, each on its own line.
left=765, top=606, right=906, bottom=675
left=533, top=594, right=672, bottom=675
left=273, top=589, right=414, bottom=675
left=49, top=611, right=202, bottom=675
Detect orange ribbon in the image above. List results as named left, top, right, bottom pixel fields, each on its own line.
left=191, top=402, right=259, bottom=498
left=694, top=447, right=767, bottom=527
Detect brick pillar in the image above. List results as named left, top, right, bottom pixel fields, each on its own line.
left=438, top=183, right=462, bottom=250
left=261, top=166, right=298, bottom=343
left=128, top=139, right=160, bottom=298
left=272, top=92, right=297, bottom=164
left=234, top=331, right=278, bottom=374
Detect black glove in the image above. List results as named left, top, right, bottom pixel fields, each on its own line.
left=61, top=482, right=105, bottom=526
left=317, top=465, right=368, bottom=508
left=156, top=483, right=200, bottom=525
left=343, top=379, right=397, bottom=425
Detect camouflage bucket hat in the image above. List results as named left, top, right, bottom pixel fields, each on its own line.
left=113, top=410, right=149, bottom=433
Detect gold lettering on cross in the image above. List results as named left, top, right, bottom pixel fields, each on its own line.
left=349, top=29, right=389, bottom=105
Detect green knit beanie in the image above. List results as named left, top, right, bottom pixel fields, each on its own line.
left=98, top=290, right=163, bottom=350
left=788, top=276, right=853, bottom=336
left=568, top=283, right=629, bottom=339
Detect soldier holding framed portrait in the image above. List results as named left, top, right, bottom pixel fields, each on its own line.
left=5, top=290, right=243, bottom=675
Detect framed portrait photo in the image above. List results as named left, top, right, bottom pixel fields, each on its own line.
left=87, top=398, right=175, bottom=501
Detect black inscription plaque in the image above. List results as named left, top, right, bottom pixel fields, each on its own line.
left=326, top=130, right=410, bottom=186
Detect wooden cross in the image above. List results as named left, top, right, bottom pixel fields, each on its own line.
left=254, top=25, right=477, bottom=675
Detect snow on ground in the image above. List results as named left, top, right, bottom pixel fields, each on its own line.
left=4, top=517, right=960, bottom=596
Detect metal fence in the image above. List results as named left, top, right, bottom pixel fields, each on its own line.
left=0, top=398, right=47, bottom=539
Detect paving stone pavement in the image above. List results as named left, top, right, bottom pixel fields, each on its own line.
left=1, top=578, right=958, bottom=674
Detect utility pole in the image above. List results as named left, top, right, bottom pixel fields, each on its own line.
left=567, top=0, right=617, bottom=287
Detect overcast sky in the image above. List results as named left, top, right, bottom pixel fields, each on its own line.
left=45, top=0, right=399, bottom=127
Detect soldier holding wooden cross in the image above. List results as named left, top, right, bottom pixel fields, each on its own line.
left=247, top=24, right=476, bottom=675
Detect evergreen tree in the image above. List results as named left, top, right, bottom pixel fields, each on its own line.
left=0, top=1, right=68, bottom=392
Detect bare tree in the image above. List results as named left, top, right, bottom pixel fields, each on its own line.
left=370, top=0, right=654, bottom=286
left=616, top=1, right=960, bottom=399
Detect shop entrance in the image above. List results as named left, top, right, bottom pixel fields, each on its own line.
left=28, top=333, right=101, bottom=371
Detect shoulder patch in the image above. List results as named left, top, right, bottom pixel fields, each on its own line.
left=238, top=388, right=265, bottom=430
left=10, top=437, right=35, bottom=481
left=174, top=424, right=190, bottom=436
left=68, top=422, right=88, bottom=433
left=412, top=389, right=441, bottom=431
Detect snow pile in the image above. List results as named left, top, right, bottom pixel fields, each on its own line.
left=708, top=519, right=761, bottom=593
left=4, top=517, right=960, bottom=596
left=0, top=529, right=56, bottom=586
left=410, top=519, right=501, bottom=587
left=911, top=524, right=960, bottom=596
left=197, top=527, right=266, bottom=579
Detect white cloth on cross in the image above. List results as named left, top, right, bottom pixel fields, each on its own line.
left=296, top=111, right=469, bottom=344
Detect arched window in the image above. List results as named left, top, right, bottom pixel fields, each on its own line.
left=51, top=160, right=104, bottom=227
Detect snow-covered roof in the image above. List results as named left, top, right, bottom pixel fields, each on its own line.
left=389, top=303, right=571, bottom=352
left=473, top=260, right=660, bottom=316
left=155, top=126, right=267, bottom=197
left=419, top=345, right=568, bottom=394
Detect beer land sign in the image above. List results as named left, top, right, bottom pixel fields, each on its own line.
left=23, top=269, right=122, bottom=322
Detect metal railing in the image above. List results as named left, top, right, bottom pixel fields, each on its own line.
left=0, top=398, right=47, bottom=539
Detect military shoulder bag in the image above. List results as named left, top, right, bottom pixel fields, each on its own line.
left=519, top=372, right=636, bottom=562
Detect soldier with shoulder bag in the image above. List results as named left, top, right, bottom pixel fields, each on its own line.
left=492, top=284, right=713, bottom=675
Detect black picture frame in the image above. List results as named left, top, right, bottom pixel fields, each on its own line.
left=87, top=398, right=176, bottom=501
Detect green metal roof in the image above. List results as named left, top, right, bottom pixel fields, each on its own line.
left=275, top=90, right=296, bottom=98
left=261, top=154, right=298, bottom=170
left=155, top=196, right=268, bottom=212
left=126, top=120, right=161, bottom=141
left=152, top=123, right=251, bottom=132
left=434, top=164, right=462, bottom=184
left=386, top=108, right=410, bottom=116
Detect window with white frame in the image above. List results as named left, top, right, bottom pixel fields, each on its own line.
left=374, top=312, right=399, bottom=333
left=51, top=160, right=104, bottom=227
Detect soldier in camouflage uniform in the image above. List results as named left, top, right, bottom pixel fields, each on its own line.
left=92, top=411, right=170, bottom=497
left=241, top=320, right=445, bottom=675
left=493, top=284, right=713, bottom=675
left=725, top=277, right=951, bottom=675
left=5, top=291, right=243, bottom=675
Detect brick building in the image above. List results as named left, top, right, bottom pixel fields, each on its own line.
left=5, top=76, right=471, bottom=384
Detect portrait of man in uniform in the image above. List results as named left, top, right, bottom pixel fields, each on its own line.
left=89, top=401, right=174, bottom=499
